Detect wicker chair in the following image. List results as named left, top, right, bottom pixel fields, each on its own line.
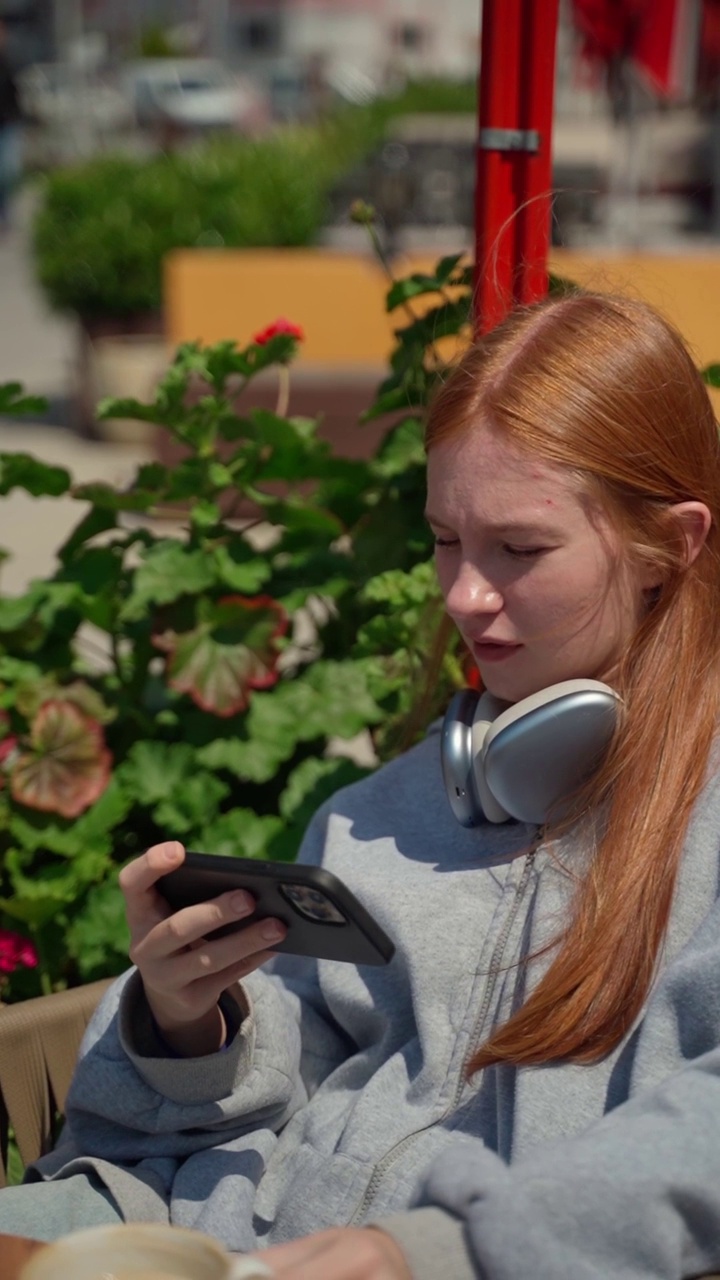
left=0, top=979, right=112, bottom=1187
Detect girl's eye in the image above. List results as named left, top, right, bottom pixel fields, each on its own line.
left=504, top=544, right=547, bottom=559
left=434, top=535, right=459, bottom=548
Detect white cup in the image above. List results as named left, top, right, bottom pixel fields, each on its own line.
left=19, top=1223, right=274, bottom=1280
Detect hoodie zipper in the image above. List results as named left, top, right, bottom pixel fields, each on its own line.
left=347, top=845, right=538, bottom=1225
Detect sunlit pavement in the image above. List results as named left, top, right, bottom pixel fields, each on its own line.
left=0, top=189, right=153, bottom=595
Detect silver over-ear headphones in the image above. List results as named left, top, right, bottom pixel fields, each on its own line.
left=441, top=679, right=621, bottom=827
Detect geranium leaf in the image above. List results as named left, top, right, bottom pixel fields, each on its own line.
left=96, top=396, right=162, bottom=424
left=118, top=740, right=196, bottom=804
left=153, top=595, right=288, bottom=717
left=119, top=540, right=217, bottom=623
left=435, top=251, right=467, bottom=283
left=58, top=505, right=117, bottom=564
left=385, top=274, right=445, bottom=310
left=702, top=363, right=720, bottom=388
left=195, top=733, right=291, bottom=784
left=300, top=662, right=384, bottom=738
left=233, top=664, right=382, bottom=762
left=245, top=409, right=327, bottom=481
left=153, top=772, right=230, bottom=835
left=9, top=776, right=129, bottom=858
left=10, top=700, right=112, bottom=819
left=0, top=383, right=48, bottom=417
left=3, top=845, right=109, bottom=907
left=64, top=876, right=130, bottom=979
left=71, top=482, right=158, bottom=512
left=204, top=338, right=255, bottom=386
left=197, top=808, right=285, bottom=859
left=279, top=757, right=370, bottom=828
left=361, top=385, right=416, bottom=421
left=250, top=497, right=343, bottom=539
left=14, top=677, right=114, bottom=725
left=211, top=545, right=272, bottom=594
left=0, top=891, right=64, bottom=928
left=245, top=332, right=299, bottom=372
left=190, top=499, right=222, bottom=531
left=371, top=418, right=426, bottom=476
left=0, top=453, right=71, bottom=497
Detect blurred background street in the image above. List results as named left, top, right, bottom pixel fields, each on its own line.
left=0, top=191, right=153, bottom=593
left=3, top=0, right=720, bottom=591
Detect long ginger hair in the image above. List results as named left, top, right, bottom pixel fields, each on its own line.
left=425, top=292, right=720, bottom=1071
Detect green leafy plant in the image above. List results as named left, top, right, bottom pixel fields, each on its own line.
left=136, top=24, right=178, bottom=58
left=31, top=110, right=389, bottom=320
left=0, top=268, right=473, bottom=999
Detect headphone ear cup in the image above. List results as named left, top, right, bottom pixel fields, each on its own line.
left=440, top=689, right=484, bottom=827
left=472, top=694, right=512, bottom=824
left=440, top=689, right=513, bottom=826
left=483, top=680, right=620, bottom=825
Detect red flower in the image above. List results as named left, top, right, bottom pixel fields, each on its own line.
left=0, top=929, right=39, bottom=974
left=462, top=653, right=484, bottom=692
left=253, top=318, right=305, bottom=346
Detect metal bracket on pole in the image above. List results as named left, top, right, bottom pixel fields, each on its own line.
left=478, top=128, right=540, bottom=153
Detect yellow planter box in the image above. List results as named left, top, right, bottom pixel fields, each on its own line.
left=164, top=246, right=720, bottom=411
left=165, top=249, right=393, bottom=368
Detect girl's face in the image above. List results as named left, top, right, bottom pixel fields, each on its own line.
left=426, top=424, right=652, bottom=704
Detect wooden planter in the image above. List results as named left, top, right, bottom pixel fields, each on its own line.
left=74, top=311, right=165, bottom=438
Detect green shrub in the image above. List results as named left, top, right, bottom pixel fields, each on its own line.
left=136, top=24, right=177, bottom=58
left=0, top=251, right=479, bottom=998
left=31, top=113, right=385, bottom=319
left=30, top=81, right=479, bottom=322
left=382, top=78, right=477, bottom=117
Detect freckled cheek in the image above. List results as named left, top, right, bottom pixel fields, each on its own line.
left=508, top=572, right=600, bottom=631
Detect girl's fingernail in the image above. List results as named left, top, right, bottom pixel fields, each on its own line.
left=230, top=891, right=255, bottom=915
left=260, top=920, right=285, bottom=942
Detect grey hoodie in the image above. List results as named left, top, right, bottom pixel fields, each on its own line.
left=28, top=726, right=720, bottom=1276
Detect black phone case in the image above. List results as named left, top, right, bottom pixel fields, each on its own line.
left=157, top=852, right=395, bottom=967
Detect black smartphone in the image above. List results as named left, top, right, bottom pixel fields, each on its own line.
left=157, top=852, right=395, bottom=967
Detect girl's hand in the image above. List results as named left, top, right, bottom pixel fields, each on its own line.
left=245, top=1228, right=412, bottom=1280
left=118, top=841, right=287, bottom=1057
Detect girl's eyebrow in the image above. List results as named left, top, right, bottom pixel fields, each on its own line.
left=424, top=510, right=562, bottom=537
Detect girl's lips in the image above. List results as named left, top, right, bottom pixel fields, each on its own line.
left=473, top=641, right=523, bottom=663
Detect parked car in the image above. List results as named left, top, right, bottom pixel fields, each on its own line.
left=17, top=62, right=133, bottom=132
left=122, top=59, right=265, bottom=133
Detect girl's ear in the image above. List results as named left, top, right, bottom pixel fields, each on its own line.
left=670, top=501, right=712, bottom=567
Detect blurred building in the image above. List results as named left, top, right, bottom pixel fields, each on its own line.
left=225, top=0, right=480, bottom=81
left=0, top=0, right=53, bottom=65
left=1, top=0, right=480, bottom=82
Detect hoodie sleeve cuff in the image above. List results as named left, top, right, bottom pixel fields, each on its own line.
left=117, top=970, right=253, bottom=1104
left=371, top=1207, right=478, bottom=1280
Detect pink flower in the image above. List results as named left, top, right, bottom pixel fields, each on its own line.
left=253, top=318, right=305, bottom=346
left=0, top=929, right=39, bottom=974
left=0, top=735, right=18, bottom=764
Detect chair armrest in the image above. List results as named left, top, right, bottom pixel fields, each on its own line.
left=0, top=978, right=113, bottom=1186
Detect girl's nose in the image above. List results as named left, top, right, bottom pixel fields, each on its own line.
left=444, top=565, right=503, bottom=621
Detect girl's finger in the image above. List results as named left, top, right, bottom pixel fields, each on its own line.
left=120, top=842, right=186, bottom=933
left=259, top=1228, right=407, bottom=1280
left=131, top=906, right=285, bottom=972
left=178, top=948, right=280, bottom=1004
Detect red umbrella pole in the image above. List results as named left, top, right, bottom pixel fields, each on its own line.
left=474, top=0, right=561, bottom=334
